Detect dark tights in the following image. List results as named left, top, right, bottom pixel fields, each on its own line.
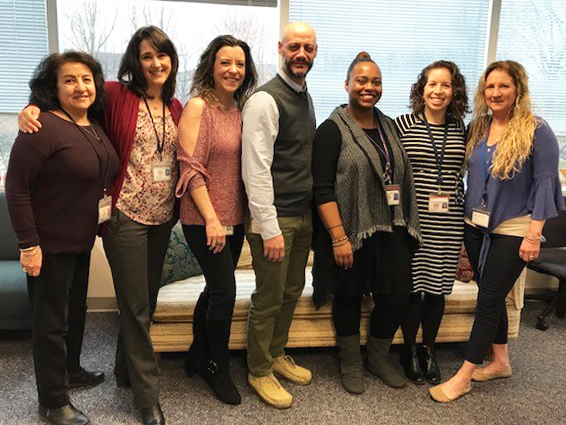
left=401, top=292, right=445, bottom=347
left=333, top=293, right=409, bottom=338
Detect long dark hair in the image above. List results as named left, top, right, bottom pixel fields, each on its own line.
left=191, top=35, right=257, bottom=110
left=29, top=51, right=106, bottom=123
left=118, top=26, right=179, bottom=102
left=409, top=60, right=469, bottom=122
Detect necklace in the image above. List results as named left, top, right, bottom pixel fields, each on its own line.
left=82, top=124, right=102, bottom=142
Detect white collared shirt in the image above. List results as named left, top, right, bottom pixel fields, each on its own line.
left=241, top=70, right=307, bottom=240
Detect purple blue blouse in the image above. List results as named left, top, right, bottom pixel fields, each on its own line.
left=465, top=118, right=564, bottom=276
left=465, top=118, right=564, bottom=231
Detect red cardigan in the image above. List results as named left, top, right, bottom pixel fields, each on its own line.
left=103, top=81, right=183, bottom=207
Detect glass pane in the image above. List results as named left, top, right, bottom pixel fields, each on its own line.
left=289, top=0, right=490, bottom=125
left=56, top=0, right=280, bottom=104
left=497, top=0, right=566, bottom=166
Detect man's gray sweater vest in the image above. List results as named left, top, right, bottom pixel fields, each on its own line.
left=257, top=74, right=316, bottom=217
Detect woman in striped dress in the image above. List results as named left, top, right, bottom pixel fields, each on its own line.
left=395, top=61, right=469, bottom=385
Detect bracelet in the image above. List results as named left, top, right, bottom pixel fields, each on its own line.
left=331, top=236, right=348, bottom=247
left=326, top=224, right=343, bottom=231
left=524, top=233, right=546, bottom=244
left=20, top=245, right=39, bottom=254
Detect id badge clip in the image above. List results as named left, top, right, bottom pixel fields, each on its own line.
left=471, top=208, right=490, bottom=228
left=223, top=225, right=234, bottom=236
left=428, top=192, right=450, bottom=213
left=385, top=184, right=400, bottom=206
left=98, top=194, right=112, bottom=224
left=152, top=160, right=172, bottom=182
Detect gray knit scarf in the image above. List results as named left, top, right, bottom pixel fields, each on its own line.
left=329, top=105, right=421, bottom=251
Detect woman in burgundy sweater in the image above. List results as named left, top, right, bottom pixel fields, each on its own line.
left=6, top=51, right=119, bottom=425
left=176, top=35, right=257, bottom=405
left=19, top=26, right=182, bottom=425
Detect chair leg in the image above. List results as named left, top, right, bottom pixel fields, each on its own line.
left=555, top=280, right=566, bottom=318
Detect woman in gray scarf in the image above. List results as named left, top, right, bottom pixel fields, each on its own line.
left=312, top=52, right=421, bottom=395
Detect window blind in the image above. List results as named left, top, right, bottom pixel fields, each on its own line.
left=0, top=0, right=49, bottom=112
left=497, top=0, right=566, bottom=135
left=289, top=0, right=490, bottom=124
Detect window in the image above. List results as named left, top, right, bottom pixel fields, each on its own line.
left=56, top=0, right=280, bottom=104
left=496, top=0, right=566, bottom=165
left=0, top=0, right=49, bottom=185
left=289, top=0, right=490, bottom=124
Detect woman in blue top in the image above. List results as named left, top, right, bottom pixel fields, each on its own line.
left=430, top=60, right=564, bottom=402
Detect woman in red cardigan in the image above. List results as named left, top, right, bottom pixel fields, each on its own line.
left=19, top=26, right=182, bottom=425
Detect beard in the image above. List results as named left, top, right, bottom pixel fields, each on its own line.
left=283, top=58, right=313, bottom=80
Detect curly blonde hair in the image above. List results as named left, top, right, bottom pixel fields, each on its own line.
left=466, top=60, right=537, bottom=180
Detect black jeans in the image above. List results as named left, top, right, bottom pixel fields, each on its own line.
left=464, top=224, right=526, bottom=364
left=27, top=252, right=90, bottom=408
left=182, top=224, right=244, bottom=370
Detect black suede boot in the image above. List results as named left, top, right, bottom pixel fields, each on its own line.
left=420, top=344, right=441, bottom=384
left=199, top=360, right=241, bottom=405
left=400, top=345, right=425, bottom=385
left=184, top=292, right=210, bottom=377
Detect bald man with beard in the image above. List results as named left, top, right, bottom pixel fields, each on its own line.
left=241, top=22, right=318, bottom=409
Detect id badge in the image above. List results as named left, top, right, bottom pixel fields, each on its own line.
left=385, top=184, right=400, bottom=206
left=152, top=161, right=172, bottom=182
left=471, top=208, right=490, bottom=228
left=223, top=225, right=234, bottom=236
left=250, top=219, right=262, bottom=234
left=428, top=192, right=450, bottom=213
left=98, top=195, right=112, bottom=224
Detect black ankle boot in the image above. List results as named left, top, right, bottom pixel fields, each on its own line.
left=400, top=345, right=425, bottom=385
left=199, top=361, right=241, bottom=405
left=420, top=344, right=441, bottom=384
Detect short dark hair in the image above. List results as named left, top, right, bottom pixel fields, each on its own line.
left=346, top=51, right=377, bottom=80
left=191, top=35, right=257, bottom=110
left=118, top=26, right=179, bottom=102
left=409, top=60, right=469, bottom=122
left=29, top=51, right=106, bottom=123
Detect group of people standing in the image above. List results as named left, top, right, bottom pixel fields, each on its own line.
left=6, top=19, right=564, bottom=425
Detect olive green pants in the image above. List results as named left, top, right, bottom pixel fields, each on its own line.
left=246, top=213, right=312, bottom=377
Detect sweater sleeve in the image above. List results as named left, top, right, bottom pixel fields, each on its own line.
left=313, top=120, right=342, bottom=206
left=5, top=127, right=51, bottom=249
left=176, top=105, right=211, bottom=197
left=527, top=119, right=565, bottom=220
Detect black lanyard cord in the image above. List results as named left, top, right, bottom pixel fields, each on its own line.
left=423, top=117, right=448, bottom=186
left=143, top=97, right=166, bottom=157
left=59, top=108, right=111, bottom=192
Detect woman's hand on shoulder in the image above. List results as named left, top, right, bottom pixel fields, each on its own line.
left=20, top=245, right=42, bottom=277
left=333, top=240, right=354, bottom=270
left=18, top=106, right=42, bottom=134
left=205, top=216, right=226, bottom=254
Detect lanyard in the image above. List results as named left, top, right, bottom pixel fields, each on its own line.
left=60, top=108, right=110, bottom=193
left=143, top=97, right=166, bottom=157
left=422, top=117, right=448, bottom=186
left=365, top=123, right=393, bottom=184
left=480, top=139, right=493, bottom=208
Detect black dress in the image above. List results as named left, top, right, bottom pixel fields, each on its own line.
left=311, top=119, right=413, bottom=308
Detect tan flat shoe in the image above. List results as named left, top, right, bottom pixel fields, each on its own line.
left=429, top=383, right=472, bottom=403
left=472, top=365, right=512, bottom=382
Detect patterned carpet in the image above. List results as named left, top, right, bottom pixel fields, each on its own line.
left=1, top=299, right=565, bottom=425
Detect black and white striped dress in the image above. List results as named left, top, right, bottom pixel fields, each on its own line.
left=395, top=113, right=466, bottom=295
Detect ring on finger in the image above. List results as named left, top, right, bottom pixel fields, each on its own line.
left=216, top=241, right=223, bottom=246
